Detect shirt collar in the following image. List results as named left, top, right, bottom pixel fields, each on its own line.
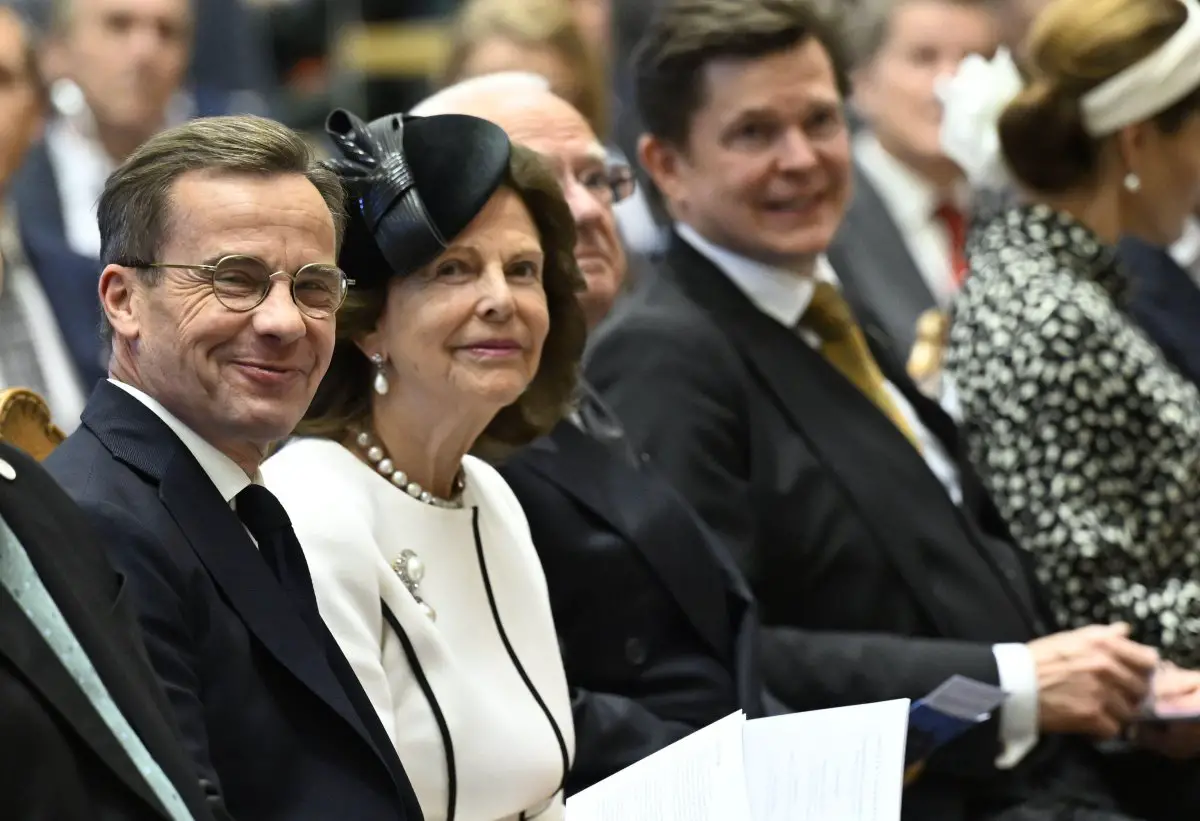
left=853, top=131, right=967, bottom=230
left=675, top=221, right=838, bottom=327
left=107, top=379, right=259, bottom=503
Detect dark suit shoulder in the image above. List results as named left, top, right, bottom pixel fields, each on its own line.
left=0, top=441, right=86, bottom=520
left=587, top=266, right=747, bottom=401
left=0, top=443, right=120, bottom=592
left=45, top=431, right=197, bottom=606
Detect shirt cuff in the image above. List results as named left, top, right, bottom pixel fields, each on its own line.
left=992, top=642, right=1039, bottom=769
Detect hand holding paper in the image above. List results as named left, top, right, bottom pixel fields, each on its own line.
left=1146, top=663, right=1200, bottom=717
left=1027, top=624, right=1159, bottom=739
left=1133, top=667, right=1200, bottom=758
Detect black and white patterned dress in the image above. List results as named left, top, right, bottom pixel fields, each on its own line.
left=944, top=203, right=1200, bottom=665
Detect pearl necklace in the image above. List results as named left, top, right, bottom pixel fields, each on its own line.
left=353, top=429, right=465, bottom=509
left=353, top=428, right=466, bottom=623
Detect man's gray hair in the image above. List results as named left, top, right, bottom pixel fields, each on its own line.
left=845, top=0, right=994, bottom=68
left=411, top=71, right=552, bottom=117
left=49, top=0, right=193, bottom=32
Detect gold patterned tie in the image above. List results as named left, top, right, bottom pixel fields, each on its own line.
left=802, top=282, right=923, bottom=452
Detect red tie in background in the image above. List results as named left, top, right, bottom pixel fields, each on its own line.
left=935, top=203, right=969, bottom=288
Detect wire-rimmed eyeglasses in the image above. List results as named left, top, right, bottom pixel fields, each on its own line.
left=575, top=161, right=637, bottom=206
left=126, top=255, right=354, bottom=319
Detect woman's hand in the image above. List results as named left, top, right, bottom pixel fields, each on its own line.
left=1133, top=664, right=1200, bottom=760
left=1151, top=663, right=1200, bottom=712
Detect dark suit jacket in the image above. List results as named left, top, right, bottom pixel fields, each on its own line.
left=0, top=441, right=216, bottom=821
left=498, top=385, right=767, bottom=793
left=585, top=234, right=1119, bottom=820
left=1118, top=236, right=1200, bottom=386
left=11, top=139, right=107, bottom=391
left=829, top=161, right=937, bottom=365
left=44, top=382, right=423, bottom=821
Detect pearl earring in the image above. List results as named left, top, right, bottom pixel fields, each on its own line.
left=371, top=353, right=389, bottom=396
left=1124, top=172, right=1141, bottom=192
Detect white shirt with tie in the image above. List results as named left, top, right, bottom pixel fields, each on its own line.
left=853, top=132, right=969, bottom=309
left=675, top=222, right=1040, bottom=769
left=107, top=380, right=262, bottom=537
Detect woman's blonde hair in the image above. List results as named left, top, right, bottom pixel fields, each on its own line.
left=440, top=0, right=609, bottom=137
left=296, top=144, right=587, bottom=458
left=998, top=0, right=1200, bottom=193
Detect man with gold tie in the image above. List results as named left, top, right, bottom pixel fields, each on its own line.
left=585, top=0, right=1200, bottom=817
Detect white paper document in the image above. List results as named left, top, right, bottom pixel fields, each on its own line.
left=566, top=711, right=753, bottom=821
left=566, top=699, right=910, bottom=821
left=742, top=699, right=909, bottom=821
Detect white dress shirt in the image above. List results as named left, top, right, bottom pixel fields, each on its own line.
left=675, top=222, right=1040, bottom=768
left=854, top=132, right=969, bottom=309
left=107, top=380, right=260, bottom=508
left=45, top=117, right=115, bottom=260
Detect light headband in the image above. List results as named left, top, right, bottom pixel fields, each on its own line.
left=1080, top=0, right=1200, bottom=135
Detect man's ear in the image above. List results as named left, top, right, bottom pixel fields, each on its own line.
left=639, top=133, right=690, bottom=215
left=99, top=264, right=141, bottom=341
left=37, top=37, right=68, bottom=95
left=848, top=63, right=877, bottom=122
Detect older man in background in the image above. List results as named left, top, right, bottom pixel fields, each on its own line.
left=833, top=0, right=1000, bottom=369
left=413, top=73, right=771, bottom=793
left=0, top=0, right=87, bottom=428
left=13, top=0, right=229, bottom=392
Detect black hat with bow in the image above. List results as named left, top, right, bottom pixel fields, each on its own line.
left=323, top=108, right=513, bottom=286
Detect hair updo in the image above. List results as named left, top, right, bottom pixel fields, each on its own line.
left=997, top=0, right=1200, bottom=194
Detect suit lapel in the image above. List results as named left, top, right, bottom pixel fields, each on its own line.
left=868, top=333, right=1042, bottom=630
left=666, top=239, right=1032, bottom=642
left=519, top=420, right=737, bottom=659
left=829, top=163, right=936, bottom=361
left=0, top=537, right=171, bottom=817
left=81, top=383, right=387, bottom=760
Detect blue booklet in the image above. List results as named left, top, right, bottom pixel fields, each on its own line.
left=905, top=675, right=1007, bottom=782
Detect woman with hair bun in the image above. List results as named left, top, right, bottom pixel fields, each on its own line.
left=941, top=0, right=1200, bottom=666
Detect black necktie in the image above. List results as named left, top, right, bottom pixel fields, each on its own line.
left=235, top=485, right=418, bottom=802
left=235, top=484, right=324, bottom=636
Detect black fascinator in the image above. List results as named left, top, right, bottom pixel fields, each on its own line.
left=324, top=108, right=513, bottom=285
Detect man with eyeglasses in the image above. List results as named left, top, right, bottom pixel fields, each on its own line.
left=44, top=115, right=424, bottom=821
left=412, top=73, right=772, bottom=793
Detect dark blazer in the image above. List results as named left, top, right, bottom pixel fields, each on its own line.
left=0, top=441, right=216, bottom=821
left=498, top=385, right=766, bottom=793
left=829, top=162, right=936, bottom=365
left=1118, top=236, right=1200, bottom=386
left=44, top=382, right=423, bottom=821
left=10, top=139, right=107, bottom=391
left=585, top=233, right=1119, bottom=820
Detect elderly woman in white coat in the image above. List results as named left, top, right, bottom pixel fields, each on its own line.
left=262, top=108, right=585, bottom=821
